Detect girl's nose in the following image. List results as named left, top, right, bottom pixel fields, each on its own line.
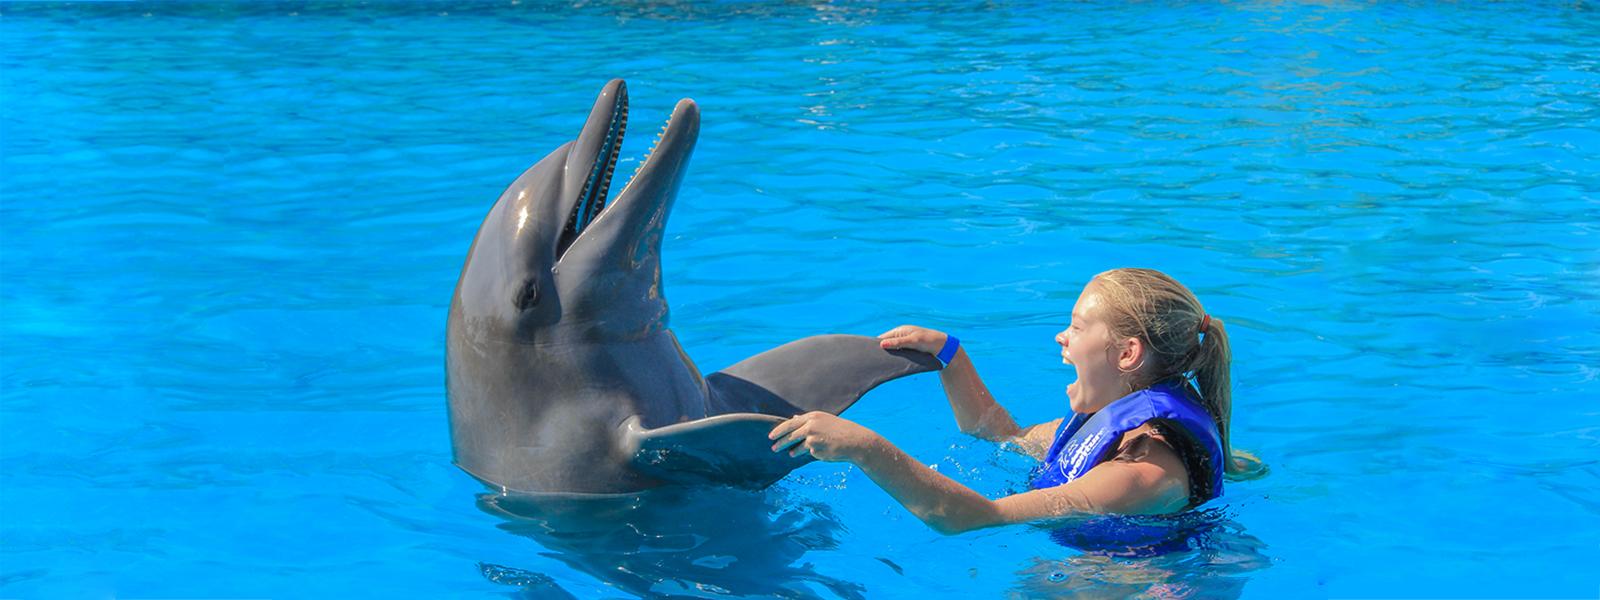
left=1055, top=329, right=1069, bottom=347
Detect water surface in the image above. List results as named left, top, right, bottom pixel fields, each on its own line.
left=3, top=1, right=1598, bottom=598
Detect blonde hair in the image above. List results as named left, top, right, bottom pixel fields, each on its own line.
left=1088, top=268, right=1234, bottom=466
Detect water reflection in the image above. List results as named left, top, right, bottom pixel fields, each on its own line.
left=1011, top=509, right=1272, bottom=599
left=477, top=486, right=864, bottom=599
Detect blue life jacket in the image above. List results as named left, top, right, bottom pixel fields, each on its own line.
left=1029, top=381, right=1224, bottom=505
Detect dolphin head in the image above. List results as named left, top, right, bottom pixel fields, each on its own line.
left=450, top=79, right=701, bottom=345
left=446, top=82, right=939, bottom=494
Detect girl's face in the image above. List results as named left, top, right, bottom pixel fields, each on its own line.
left=1054, top=286, right=1138, bottom=414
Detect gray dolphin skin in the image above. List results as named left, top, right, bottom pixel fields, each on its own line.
left=447, top=80, right=940, bottom=494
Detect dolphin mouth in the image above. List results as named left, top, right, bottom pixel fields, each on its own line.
left=558, top=83, right=629, bottom=257
left=557, top=82, right=697, bottom=264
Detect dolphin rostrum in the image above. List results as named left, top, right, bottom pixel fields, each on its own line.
left=447, top=80, right=940, bottom=494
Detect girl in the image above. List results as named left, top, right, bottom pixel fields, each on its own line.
left=768, top=268, right=1264, bottom=534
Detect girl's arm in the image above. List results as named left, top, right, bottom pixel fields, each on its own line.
left=934, top=347, right=1023, bottom=441
left=770, top=413, right=1190, bottom=535
left=878, top=326, right=1021, bottom=440
left=877, top=325, right=1061, bottom=458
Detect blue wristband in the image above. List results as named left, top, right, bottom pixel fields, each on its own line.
left=936, top=335, right=960, bottom=365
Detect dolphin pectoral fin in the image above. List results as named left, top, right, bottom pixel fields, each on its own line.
left=706, top=334, right=942, bottom=417
left=620, top=414, right=813, bottom=489
left=619, top=335, right=937, bottom=490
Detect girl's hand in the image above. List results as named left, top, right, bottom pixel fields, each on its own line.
left=769, top=412, right=882, bottom=463
left=877, top=325, right=949, bottom=355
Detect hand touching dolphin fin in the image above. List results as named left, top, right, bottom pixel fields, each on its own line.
left=619, top=413, right=799, bottom=489
left=618, top=334, right=941, bottom=489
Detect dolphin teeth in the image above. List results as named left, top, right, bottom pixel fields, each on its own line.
left=618, top=112, right=673, bottom=203
left=558, top=90, right=628, bottom=257
left=588, top=101, right=625, bottom=229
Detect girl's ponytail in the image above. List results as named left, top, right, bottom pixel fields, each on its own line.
left=1192, top=316, right=1232, bottom=472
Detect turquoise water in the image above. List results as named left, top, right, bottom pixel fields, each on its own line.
left=3, top=1, right=1598, bottom=598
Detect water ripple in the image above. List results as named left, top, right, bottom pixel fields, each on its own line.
left=4, top=1, right=1598, bottom=598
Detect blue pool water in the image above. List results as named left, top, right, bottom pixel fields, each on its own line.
left=3, top=1, right=1598, bottom=598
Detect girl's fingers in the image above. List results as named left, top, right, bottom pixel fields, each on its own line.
left=772, top=433, right=804, bottom=453
left=788, top=441, right=813, bottom=459
left=878, top=325, right=911, bottom=339
left=883, top=335, right=936, bottom=352
left=768, top=416, right=803, bottom=441
left=770, top=417, right=812, bottom=452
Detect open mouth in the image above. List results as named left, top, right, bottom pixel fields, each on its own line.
left=555, top=83, right=683, bottom=259
left=556, top=88, right=627, bottom=256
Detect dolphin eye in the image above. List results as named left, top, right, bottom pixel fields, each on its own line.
left=514, top=278, right=541, bottom=310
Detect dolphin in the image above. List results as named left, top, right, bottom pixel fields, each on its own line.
left=446, top=79, right=940, bottom=494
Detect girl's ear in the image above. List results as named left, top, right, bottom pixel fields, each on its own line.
left=1118, top=336, right=1145, bottom=372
